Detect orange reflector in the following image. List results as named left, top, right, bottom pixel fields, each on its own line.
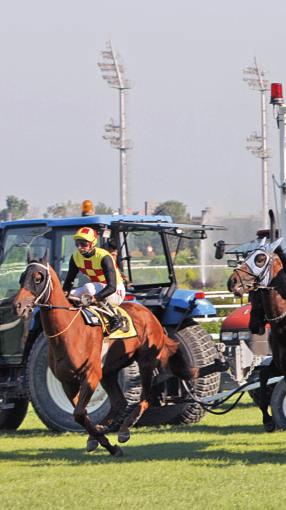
left=81, top=199, right=95, bottom=215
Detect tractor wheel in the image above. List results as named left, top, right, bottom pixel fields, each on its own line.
left=0, top=398, right=29, bottom=430
left=26, top=333, right=140, bottom=432
left=270, top=379, right=286, bottom=429
left=168, top=325, right=221, bottom=424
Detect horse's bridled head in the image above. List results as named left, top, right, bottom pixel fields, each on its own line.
left=14, top=260, right=50, bottom=316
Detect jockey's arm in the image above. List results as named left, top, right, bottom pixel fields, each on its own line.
left=96, top=255, right=117, bottom=301
left=63, top=256, right=79, bottom=294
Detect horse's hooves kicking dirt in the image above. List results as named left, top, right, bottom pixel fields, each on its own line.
left=113, top=445, right=124, bottom=457
left=118, top=430, right=131, bottom=443
left=86, top=438, right=99, bottom=452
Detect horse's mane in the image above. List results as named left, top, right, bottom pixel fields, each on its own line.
left=271, top=268, right=286, bottom=299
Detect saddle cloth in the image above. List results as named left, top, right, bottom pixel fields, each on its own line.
left=81, top=305, right=137, bottom=339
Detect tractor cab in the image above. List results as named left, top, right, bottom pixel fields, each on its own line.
left=0, top=214, right=224, bottom=367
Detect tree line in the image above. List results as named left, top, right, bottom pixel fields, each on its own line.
left=0, top=196, right=192, bottom=224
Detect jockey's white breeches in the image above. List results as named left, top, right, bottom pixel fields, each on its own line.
left=69, top=282, right=125, bottom=306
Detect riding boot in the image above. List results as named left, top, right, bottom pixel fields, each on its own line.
left=105, top=304, right=124, bottom=333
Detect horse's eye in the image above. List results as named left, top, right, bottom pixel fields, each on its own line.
left=254, top=254, right=266, bottom=267
left=34, top=273, right=44, bottom=285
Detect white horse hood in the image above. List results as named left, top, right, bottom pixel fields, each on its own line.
left=245, top=237, right=283, bottom=286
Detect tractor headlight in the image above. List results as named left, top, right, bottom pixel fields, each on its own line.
left=221, top=331, right=235, bottom=342
left=238, top=331, right=251, bottom=342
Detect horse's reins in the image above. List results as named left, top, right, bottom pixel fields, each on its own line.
left=233, top=265, right=259, bottom=292
left=46, top=309, right=82, bottom=339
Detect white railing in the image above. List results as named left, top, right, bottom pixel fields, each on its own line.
left=198, top=290, right=247, bottom=340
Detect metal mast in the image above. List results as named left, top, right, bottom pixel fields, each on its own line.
left=243, top=58, right=271, bottom=228
left=270, top=83, right=286, bottom=238
left=98, top=41, right=132, bottom=214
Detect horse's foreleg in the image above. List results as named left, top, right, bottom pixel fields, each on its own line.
left=74, top=375, right=122, bottom=456
left=118, top=361, right=154, bottom=443
left=259, top=363, right=279, bottom=432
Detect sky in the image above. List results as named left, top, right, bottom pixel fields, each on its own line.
left=1, top=0, right=286, bottom=219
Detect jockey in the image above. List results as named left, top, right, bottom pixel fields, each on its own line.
left=63, top=227, right=125, bottom=332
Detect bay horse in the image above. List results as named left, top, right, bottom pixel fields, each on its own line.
left=14, top=254, right=225, bottom=455
left=227, top=237, right=286, bottom=431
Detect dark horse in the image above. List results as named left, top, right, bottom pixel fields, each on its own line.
left=227, top=237, right=286, bottom=431
left=14, top=255, right=224, bottom=455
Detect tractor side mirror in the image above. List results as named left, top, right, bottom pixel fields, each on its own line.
left=214, top=240, right=225, bottom=259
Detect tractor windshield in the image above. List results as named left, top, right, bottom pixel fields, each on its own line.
left=119, top=229, right=170, bottom=286
left=0, top=226, right=51, bottom=301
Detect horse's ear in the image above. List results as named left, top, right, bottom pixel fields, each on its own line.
left=40, top=248, right=49, bottom=265
left=270, top=237, right=283, bottom=253
left=27, top=250, right=32, bottom=264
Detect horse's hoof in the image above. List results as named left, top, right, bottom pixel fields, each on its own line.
left=118, top=430, right=131, bottom=443
left=112, top=445, right=124, bottom=457
left=86, top=438, right=99, bottom=452
left=264, top=422, right=276, bottom=433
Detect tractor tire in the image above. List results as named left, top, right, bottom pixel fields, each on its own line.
left=270, top=379, right=286, bottom=429
left=0, top=398, right=29, bottom=430
left=26, top=333, right=140, bottom=432
left=168, top=325, right=221, bottom=425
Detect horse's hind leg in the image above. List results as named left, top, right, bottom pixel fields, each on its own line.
left=73, top=375, right=123, bottom=456
left=118, top=359, right=154, bottom=443
left=259, top=362, right=280, bottom=432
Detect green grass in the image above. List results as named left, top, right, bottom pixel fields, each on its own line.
left=1, top=399, right=286, bottom=510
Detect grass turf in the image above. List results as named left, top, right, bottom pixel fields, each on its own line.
left=1, top=398, right=286, bottom=510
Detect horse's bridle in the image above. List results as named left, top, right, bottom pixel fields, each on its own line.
left=233, top=252, right=275, bottom=293
left=21, top=262, right=75, bottom=311
left=21, top=261, right=82, bottom=339
left=21, top=261, right=53, bottom=307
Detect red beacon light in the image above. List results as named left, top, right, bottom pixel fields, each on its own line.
left=270, top=83, right=284, bottom=105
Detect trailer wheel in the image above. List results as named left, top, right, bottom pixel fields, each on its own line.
left=0, top=398, right=29, bottom=430
left=27, top=333, right=140, bottom=432
left=270, top=379, right=286, bottom=429
left=168, top=325, right=221, bottom=424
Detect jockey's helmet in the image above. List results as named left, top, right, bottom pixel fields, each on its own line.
left=73, top=227, right=98, bottom=251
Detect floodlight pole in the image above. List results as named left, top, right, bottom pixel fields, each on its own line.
left=98, top=41, right=132, bottom=214
left=243, top=58, right=271, bottom=229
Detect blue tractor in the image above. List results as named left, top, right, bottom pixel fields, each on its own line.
left=0, top=213, right=223, bottom=431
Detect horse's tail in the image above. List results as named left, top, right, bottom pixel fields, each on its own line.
left=156, top=334, right=179, bottom=367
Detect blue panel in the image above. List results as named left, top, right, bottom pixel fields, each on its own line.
left=162, top=289, right=216, bottom=325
